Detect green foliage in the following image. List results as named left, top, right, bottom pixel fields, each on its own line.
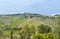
left=47, top=33, right=56, bottom=39
left=19, top=30, right=27, bottom=39
left=0, top=14, right=59, bottom=39
left=10, top=30, right=13, bottom=39
left=38, top=24, right=52, bottom=34
left=36, top=33, right=46, bottom=39
left=54, top=16, right=60, bottom=39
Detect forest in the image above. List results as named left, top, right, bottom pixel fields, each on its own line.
left=0, top=13, right=60, bottom=39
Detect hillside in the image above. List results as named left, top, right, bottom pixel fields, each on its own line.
left=0, top=13, right=56, bottom=28
left=0, top=13, right=57, bottom=39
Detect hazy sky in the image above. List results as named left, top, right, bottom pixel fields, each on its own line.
left=0, top=0, right=60, bottom=15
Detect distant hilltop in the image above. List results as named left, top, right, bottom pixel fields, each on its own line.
left=0, top=12, right=60, bottom=18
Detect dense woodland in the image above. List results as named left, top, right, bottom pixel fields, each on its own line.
left=0, top=13, right=60, bottom=39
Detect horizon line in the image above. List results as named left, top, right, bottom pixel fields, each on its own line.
left=0, top=12, right=60, bottom=16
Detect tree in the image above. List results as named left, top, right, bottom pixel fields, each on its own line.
left=10, top=30, right=13, bottom=39
left=38, top=24, right=51, bottom=34
left=22, top=24, right=37, bottom=39
left=38, top=24, right=52, bottom=39
left=19, top=30, right=27, bottom=39
left=0, top=30, right=3, bottom=39
left=24, top=25, right=31, bottom=39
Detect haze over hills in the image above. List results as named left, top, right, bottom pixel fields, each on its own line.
left=0, top=12, right=60, bottom=16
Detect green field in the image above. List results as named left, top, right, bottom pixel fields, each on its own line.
left=0, top=13, right=60, bottom=39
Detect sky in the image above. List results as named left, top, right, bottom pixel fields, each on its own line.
left=0, top=0, right=60, bottom=15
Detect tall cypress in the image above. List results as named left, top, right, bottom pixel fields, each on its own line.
left=10, top=30, right=13, bottom=39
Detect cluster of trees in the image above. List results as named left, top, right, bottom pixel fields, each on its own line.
left=0, top=24, right=56, bottom=39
